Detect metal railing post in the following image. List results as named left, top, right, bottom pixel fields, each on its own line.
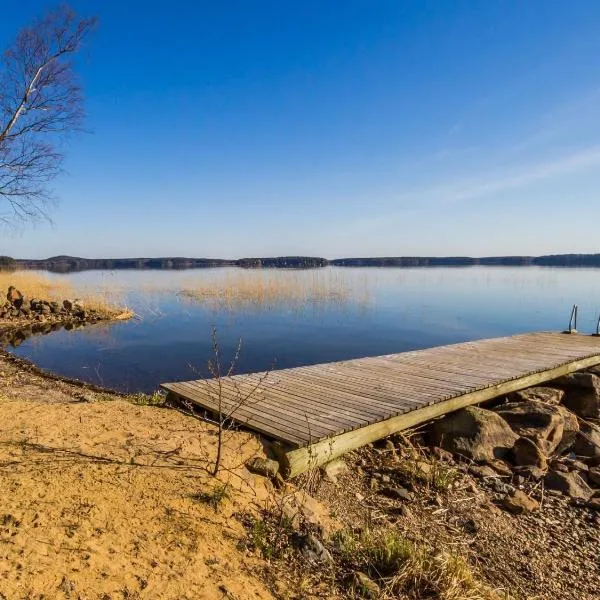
left=564, top=304, right=578, bottom=334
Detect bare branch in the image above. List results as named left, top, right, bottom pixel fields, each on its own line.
left=0, top=4, right=97, bottom=226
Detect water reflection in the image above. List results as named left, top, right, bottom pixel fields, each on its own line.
left=6, top=266, right=600, bottom=393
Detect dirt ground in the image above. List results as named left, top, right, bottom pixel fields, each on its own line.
left=0, top=350, right=279, bottom=600
left=310, top=443, right=600, bottom=600
left=2, top=348, right=600, bottom=600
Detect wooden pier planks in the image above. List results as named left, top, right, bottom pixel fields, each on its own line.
left=161, top=332, right=600, bottom=477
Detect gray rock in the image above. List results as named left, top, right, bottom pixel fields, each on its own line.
left=587, top=497, right=600, bottom=511
left=492, top=480, right=516, bottom=495
left=513, top=465, right=546, bottom=480
left=380, top=485, right=413, bottom=501
left=429, top=446, right=455, bottom=463
left=429, top=406, right=518, bottom=463
left=555, top=373, right=600, bottom=419
left=573, top=420, right=600, bottom=458
left=588, top=466, right=600, bottom=487
left=507, top=386, right=565, bottom=405
left=58, top=576, right=75, bottom=596
left=555, top=405, right=579, bottom=455
left=544, top=470, right=593, bottom=500
left=352, top=571, right=380, bottom=599
left=300, top=533, right=333, bottom=565
left=7, top=286, right=23, bottom=306
left=502, top=490, right=539, bottom=514
left=496, top=400, right=564, bottom=455
left=469, top=464, right=499, bottom=479
left=563, top=458, right=588, bottom=472
left=512, top=436, right=548, bottom=469
left=245, top=456, right=279, bottom=479
left=321, top=458, right=348, bottom=484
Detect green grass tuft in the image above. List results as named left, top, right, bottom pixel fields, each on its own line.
left=128, top=391, right=167, bottom=407
left=192, top=484, right=230, bottom=511
left=333, top=528, right=506, bottom=599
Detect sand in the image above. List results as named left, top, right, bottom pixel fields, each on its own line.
left=0, top=394, right=277, bottom=600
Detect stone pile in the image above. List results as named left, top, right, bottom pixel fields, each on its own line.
left=0, top=286, right=91, bottom=322
left=427, top=374, right=600, bottom=511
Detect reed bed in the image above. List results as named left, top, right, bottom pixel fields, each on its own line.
left=179, top=269, right=358, bottom=310
left=0, top=270, right=71, bottom=300
left=0, top=270, right=129, bottom=319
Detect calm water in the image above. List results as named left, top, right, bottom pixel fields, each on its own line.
left=7, top=266, right=600, bottom=393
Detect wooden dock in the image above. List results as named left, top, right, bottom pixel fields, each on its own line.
left=161, top=332, right=600, bottom=477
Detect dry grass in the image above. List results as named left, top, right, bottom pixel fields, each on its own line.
left=0, top=270, right=71, bottom=300
left=0, top=270, right=130, bottom=319
left=335, top=528, right=506, bottom=600
left=179, top=269, right=361, bottom=310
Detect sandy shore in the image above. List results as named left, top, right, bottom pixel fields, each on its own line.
left=0, top=351, right=278, bottom=600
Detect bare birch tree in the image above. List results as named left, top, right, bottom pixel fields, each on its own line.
left=0, top=5, right=96, bottom=226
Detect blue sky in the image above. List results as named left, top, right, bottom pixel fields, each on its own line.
left=2, top=1, right=600, bottom=259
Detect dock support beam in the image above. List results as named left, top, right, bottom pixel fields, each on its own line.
left=279, top=352, right=600, bottom=478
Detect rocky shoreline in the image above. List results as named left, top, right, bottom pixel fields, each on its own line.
left=239, top=371, right=600, bottom=599
left=0, top=285, right=133, bottom=347
left=426, top=374, right=600, bottom=510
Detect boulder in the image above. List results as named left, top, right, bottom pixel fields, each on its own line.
left=491, top=479, right=516, bottom=495
left=321, top=459, right=348, bottom=484
left=502, top=490, right=539, bottom=514
left=496, top=400, right=564, bottom=455
left=554, top=405, right=579, bottom=455
left=299, top=533, right=333, bottom=565
left=281, top=491, right=340, bottom=537
left=573, top=420, right=600, bottom=458
left=351, top=572, right=380, bottom=599
left=511, top=437, right=547, bottom=469
left=513, top=465, right=545, bottom=481
left=544, top=470, right=593, bottom=500
left=429, top=446, right=455, bottom=463
left=507, top=386, right=564, bottom=405
left=469, top=464, right=499, bottom=479
left=587, top=497, right=600, bottom=511
left=554, top=372, right=599, bottom=389
left=589, top=466, right=600, bottom=487
left=429, top=406, right=518, bottom=463
left=379, top=485, right=413, bottom=501
left=245, top=456, right=279, bottom=479
left=555, top=372, right=600, bottom=419
left=562, top=458, right=588, bottom=473
left=6, top=286, right=22, bottom=306
left=488, top=459, right=513, bottom=477
left=549, top=460, right=569, bottom=473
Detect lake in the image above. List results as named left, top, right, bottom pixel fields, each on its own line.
left=6, top=266, right=600, bottom=393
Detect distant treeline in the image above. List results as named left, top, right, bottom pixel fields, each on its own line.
left=5, top=254, right=600, bottom=272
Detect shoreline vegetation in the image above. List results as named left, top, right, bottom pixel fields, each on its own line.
left=179, top=270, right=356, bottom=310
left=0, top=272, right=134, bottom=343
left=4, top=252, right=600, bottom=272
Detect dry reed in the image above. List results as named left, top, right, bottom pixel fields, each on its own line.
left=0, top=270, right=129, bottom=319
left=179, top=269, right=356, bottom=310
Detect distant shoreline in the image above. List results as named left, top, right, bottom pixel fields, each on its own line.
left=3, top=253, right=600, bottom=272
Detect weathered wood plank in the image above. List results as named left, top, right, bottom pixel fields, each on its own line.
left=280, top=351, right=600, bottom=477
left=161, top=332, right=600, bottom=474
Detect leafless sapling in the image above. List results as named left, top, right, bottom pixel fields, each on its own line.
left=0, top=5, right=96, bottom=226
left=204, top=327, right=271, bottom=476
